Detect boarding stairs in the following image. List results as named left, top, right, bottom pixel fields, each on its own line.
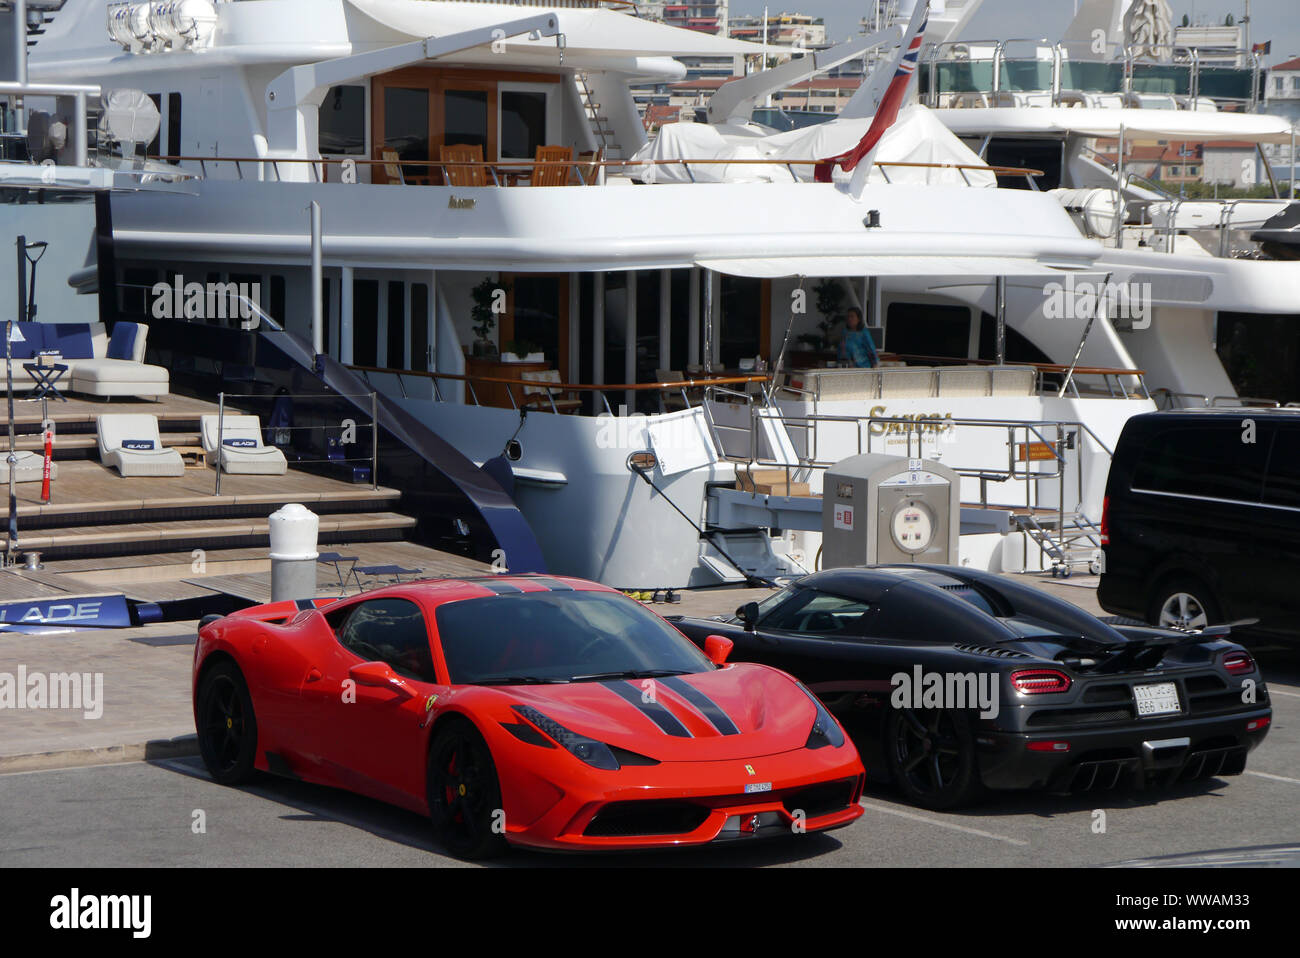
left=1012, top=509, right=1104, bottom=578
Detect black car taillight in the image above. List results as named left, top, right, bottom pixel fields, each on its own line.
left=1222, top=651, right=1256, bottom=676
left=1010, top=669, right=1072, bottom=695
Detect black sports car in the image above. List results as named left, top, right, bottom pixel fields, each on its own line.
left=668, top=565, right=1272, bottom=809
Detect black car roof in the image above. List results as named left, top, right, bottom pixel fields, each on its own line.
left=794, top=567, right=966, bottom=604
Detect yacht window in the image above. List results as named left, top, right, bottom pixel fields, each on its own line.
left=383, top=87, right=430, bottom=178
left=353, top=279, right=379, bottom=367
left=319, top=85, right=366, bottom=156
left=886, top=303, right=970, bottom=360
left=444, top=89, right=489, bottom=152
left=386, top=280, right=406, bottom=368
left=500, top=90, right=548, bottom=159
left=410, top=283, right=429, bottom=372
left=167, top=93, right=181, bottom=162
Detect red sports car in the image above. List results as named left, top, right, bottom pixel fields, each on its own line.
left=192, top=575, right=865, bottom=857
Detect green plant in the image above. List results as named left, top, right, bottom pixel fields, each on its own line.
left=801, top=278, right=847, bottom=351
left=470, top=276, right=509, bottom=347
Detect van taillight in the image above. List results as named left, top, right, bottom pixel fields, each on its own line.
left=1099, top=496, right=1110, bottom=546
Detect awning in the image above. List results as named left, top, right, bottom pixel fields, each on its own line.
left=695, top=255, right=1096, bottom=279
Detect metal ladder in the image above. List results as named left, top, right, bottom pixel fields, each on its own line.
left=1013, top=510, right=1104, bottom=578
left=574, top=71, right=619, bottom=156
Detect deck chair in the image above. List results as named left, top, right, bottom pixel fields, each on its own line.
left=97, top=414, right=185, bottom=477
left=200, top=414, right=289, bottom=475
left=575, top=147, right=604, bottom=184
left=440, top=143, right=490, bottom=187
left=380, top=148, right=430, bottom=186
left=654, top=368, right=691, bottom=412
left=520, top=369, right=581, bottom=413
left=532, top=145, right=573, bottom=187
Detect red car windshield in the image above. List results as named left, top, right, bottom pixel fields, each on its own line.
left=435, top=590, right=713, bottom=685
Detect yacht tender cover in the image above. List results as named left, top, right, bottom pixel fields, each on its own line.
left=635, top=106, right=997, bottom=187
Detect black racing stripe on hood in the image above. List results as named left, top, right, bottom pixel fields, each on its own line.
left=523, top=576, right=575, bottom=591
left=474, top=578, right=525, bottom=595
left=602, top=681, right=692, bottom=737
left=659, top=676, right=741, bottom=736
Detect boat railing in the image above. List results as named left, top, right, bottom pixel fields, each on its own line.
left=152, top=154, right=1044, bottom=189
left=742, top=410, right=1115, bottom=558
left=1123, top=194, right=1290, bottom=256
left=213, top=390, right=381, bottom=494
left=1151, top=389, right=1288, bottom=410
left=921, top=39, right=1263, bottom=111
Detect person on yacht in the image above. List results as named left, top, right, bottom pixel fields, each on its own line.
left=838, top=307, right=879, bottom=368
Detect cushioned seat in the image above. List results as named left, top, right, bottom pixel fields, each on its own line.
left=0, top=321, right=169, bottom=399
left=97, top=414, right=185, bottom=477
left=200, top=414, right=288, bottom=475
left=0, top=450, right=57, bottom=483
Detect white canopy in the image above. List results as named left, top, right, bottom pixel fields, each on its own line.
left=696, top=255, right=1095, bottom=278
left=632, top=106, right=1001, bottom=187
left=347, top=0, right=763, bottom=58
left=753, top=105, right=999, bottom=187
left=939, top=107, right=1296, bottom=144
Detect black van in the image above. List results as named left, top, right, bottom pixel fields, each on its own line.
left=1098, top=410, right=1300, bottom=642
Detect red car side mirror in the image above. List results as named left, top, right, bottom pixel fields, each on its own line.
left=348, top=661, right=415, bottom=697
left=704, top=634, right=733, bottom=666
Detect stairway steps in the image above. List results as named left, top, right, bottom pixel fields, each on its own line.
left=14, top=511, right=416, bottom=556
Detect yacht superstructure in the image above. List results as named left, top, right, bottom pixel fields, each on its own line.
left=9, top=0, right=1251, bottom=586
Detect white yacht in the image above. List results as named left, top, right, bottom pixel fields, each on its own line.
left=14, top=0, right=1237, bottom=587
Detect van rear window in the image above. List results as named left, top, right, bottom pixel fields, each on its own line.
left=1131, top=424, right=1267, bottom=502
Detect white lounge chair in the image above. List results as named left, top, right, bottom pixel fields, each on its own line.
left=200, top=414, right=288, bottom=475
left=97, top=414, right=185, bottom=477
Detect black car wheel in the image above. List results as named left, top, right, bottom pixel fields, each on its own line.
left=196, top=660, right=259, bottom=786
left=427, top=721, right=506, bottom=860
left=885, top=708, right=981, bottom=810
left=1148, top=576, right=1221, bottom=631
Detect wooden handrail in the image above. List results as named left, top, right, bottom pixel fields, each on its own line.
left=155, top=155, right=1044, bottom=178
left=348, top=365, right=770, bottom=392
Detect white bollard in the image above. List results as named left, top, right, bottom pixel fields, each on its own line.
left=269, top=503, right=319, bottom=603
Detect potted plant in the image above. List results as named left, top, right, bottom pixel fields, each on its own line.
left=470, top=276, right=509, bottom=358
left=502, top=339, right=543, bottom=363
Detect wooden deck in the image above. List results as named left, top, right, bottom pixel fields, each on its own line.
left=4, top=392, right=240, bottom=430
left=11, top=460, right=400, bottom=521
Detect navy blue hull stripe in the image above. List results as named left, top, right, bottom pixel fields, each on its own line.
left=602, top=681, right=692, bottom=737
left=659, top=676, right=741, bottom=736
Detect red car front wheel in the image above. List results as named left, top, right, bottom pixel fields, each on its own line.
left=427, top=721, right=506, bottom=860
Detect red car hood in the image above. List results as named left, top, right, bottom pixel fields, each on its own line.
left=496, top=664, right=817, bottom=763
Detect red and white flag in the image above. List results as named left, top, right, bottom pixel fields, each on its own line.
left=814, top=1, right=929, bottom=187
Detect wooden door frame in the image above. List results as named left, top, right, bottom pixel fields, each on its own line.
left=371, top=67, right=562, bottom=182
left=500, top=271, right=571, bottom=382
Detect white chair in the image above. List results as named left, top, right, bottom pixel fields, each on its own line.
left=519, top=370, right=581, bottom=413
left=200, top=414, right=288, bottom=475
left=97, top=414, right=185, bottom=477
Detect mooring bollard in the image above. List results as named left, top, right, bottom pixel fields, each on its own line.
left=269, top=503, right=319, bottom=603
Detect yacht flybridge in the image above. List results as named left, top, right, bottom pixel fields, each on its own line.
left=11, top=0, right=1274, bottom=587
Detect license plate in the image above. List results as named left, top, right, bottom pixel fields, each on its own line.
left=1134, top=682, right=1181, bottom=717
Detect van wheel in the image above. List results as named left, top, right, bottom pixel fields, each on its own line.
left=1148, top=577, right=1220, bottom=631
